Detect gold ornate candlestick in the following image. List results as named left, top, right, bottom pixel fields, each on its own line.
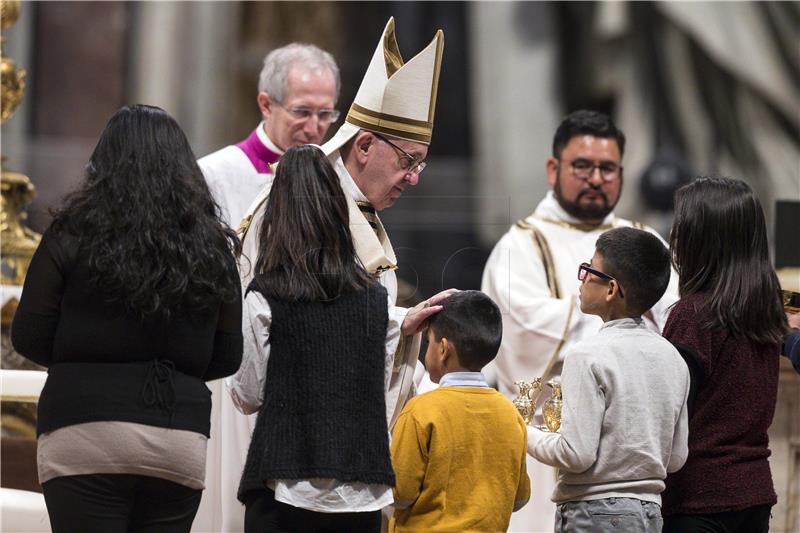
left=1, top=0, right=24, bottom=122
left=1, top=0, right=40, bottom=285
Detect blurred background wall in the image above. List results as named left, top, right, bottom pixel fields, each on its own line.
left=2, top=1, right=797, bottom=299
left=1, top=1, right=797, bottom=295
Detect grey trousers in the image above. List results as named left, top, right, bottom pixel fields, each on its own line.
left=555, top=497, right=663, bottom=533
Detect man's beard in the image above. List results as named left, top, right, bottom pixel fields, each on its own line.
left=553, top=174, right=619, bottom=221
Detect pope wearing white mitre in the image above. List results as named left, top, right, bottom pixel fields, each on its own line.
left=230, top=16, right=451, bottom=515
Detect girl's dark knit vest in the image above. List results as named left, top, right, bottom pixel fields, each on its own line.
left=238, top=282, right=395, bottom=502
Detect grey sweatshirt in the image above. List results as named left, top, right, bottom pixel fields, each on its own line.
left=527, top=317, right=690, bottom=505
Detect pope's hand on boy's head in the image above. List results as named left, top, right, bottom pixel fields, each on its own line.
left=401, top=288, right=460, bottom=337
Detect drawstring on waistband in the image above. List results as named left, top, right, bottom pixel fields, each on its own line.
left=141, top=359, right=176, bottom=421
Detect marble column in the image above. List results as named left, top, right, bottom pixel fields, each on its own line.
left=469, top=2, right=561, bottom=245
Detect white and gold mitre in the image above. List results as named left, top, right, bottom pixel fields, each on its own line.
left=321, top=17, right=444, bottom=156
left=238, top=18, right=443, bottom=281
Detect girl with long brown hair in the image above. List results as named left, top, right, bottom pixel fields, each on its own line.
left=230, top=145, right=396, bottom=533
left=662, top=176, right=787, bottom=533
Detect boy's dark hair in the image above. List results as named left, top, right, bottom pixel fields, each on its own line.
left=552, top=110, right=626, bottom=159
left=595, top=227, right=671, bottom=316
left=428, top=290, right=502, bottom=371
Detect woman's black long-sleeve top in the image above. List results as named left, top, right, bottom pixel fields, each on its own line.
left=11, top=228, right=243, bottom=437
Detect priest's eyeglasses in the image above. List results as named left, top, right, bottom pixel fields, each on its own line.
left=563, top=158, right=623, bottom=182
left=578, top=262, right=625, bottom=298
left=280, top=105, right=341, bottom=124
left=372, top=132, right=428, bottom=176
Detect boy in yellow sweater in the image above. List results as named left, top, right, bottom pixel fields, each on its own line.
left=390, top=290, right=530, bottom=532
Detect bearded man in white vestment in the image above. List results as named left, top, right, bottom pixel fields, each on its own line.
left=194, top=44, right=340, bottom=533
left=232, top=18, right=456, bottom=529
left=482, top=110, right=679, bottom=533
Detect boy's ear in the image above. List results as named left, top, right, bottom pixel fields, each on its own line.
left=605, top=280, right=622, bottom=302
left=440, top=337, right=454, bottom=364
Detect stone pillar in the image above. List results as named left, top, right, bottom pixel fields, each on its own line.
left=129, top=1, right=242, bottom=156
left=469, top=2, right=561, bottom=244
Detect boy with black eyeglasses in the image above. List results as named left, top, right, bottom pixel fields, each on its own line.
left=527, top=227, right=690, bottom=533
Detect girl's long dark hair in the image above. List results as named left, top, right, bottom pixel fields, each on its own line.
left=50, top=104, right=241, bottom=319
left=251, top=145, right=373, bottom=301
left=670, top=176, right=787, bottom=344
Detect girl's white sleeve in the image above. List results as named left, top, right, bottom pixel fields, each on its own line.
left=226, top=290, right=271, bottom=415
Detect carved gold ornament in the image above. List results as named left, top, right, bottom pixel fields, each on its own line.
left=1, top=0, right=40, bottom=285
left=0, top=55, right=25, bottom=123
left=1, top=0, right=25, bottom=123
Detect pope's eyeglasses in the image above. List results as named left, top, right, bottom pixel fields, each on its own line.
left=372, top=132, right=427, bottom=176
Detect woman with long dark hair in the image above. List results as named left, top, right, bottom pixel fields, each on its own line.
left=229, top=145, right=396, bottom=533
left=662, top=177, right=787, bottom=533
left=11, top=104, right=243, bottom=532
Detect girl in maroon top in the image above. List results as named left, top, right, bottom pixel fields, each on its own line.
left=662, top=177, right=788, bottom=533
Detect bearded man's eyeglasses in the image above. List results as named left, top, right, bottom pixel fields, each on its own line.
left=561, top=158, right=623, bottom=182
left=372, top=132, right=427, bottom=176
